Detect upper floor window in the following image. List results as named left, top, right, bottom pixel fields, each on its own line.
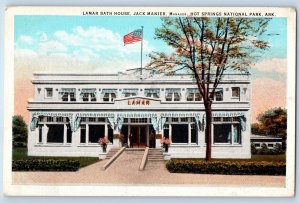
left=122, top=89, right=138, bottom=97
left=186, top=88, right=202, bottom=101
left=101, top=89, right=117, bottom=102
left=232, top=87, right=240, bottom=98
left=59, top=88, right=76, bottom=102
left=103, top=93, right=116, bottom=102
left=81, top=88, right=96, bottom=102
left=210, top=89, right=223, bottom=101
left=144, top=88, right=160, bottom=98
left=165, top=88, right=181, bottom=101
left=45, top=88, right=53, bottom=98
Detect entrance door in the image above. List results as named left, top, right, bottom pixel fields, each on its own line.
left=130, top=126, right=147, bottom=148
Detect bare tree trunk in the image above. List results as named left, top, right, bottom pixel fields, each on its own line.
left=205, top=102, right=212, bottom=161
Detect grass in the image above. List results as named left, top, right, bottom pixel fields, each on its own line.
left=172, top=154, right=286, bottom=163
left=13, top=147, right=100, bottom=168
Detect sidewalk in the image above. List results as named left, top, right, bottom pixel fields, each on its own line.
left=13, top=151, right=285, bottom=186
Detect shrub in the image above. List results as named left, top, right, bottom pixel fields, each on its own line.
left=251, top=143, right=257, bottom=154
left=166, top=160, right=285, bottom=176
left=12, top=159, right=80, bottom=171
left=251, top=143, right=285, bottom=155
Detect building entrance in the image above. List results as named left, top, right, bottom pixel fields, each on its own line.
left=129, top=126, right=147, bottom=148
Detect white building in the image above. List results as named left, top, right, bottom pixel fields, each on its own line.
left=251, top=134, right=283, bottom=149
left=27, top=69, right=251, bottom=158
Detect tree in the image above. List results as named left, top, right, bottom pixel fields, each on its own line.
left=12, top=115, right=28, bottom=148
left=146, top=17, right=270, bottom=161
left=252, top=107, right=287, bottom=140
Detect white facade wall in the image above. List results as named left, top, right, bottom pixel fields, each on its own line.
left=28, top=70, right=251, bottom=158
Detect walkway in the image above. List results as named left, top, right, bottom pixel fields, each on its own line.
left=13, top=151, right=285, bottom=186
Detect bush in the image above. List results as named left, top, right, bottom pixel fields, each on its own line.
left=251, top=143, right=285, bottom=155
left=12, top=159, right=80, bottom=171
left=166, top=160, right=285, bottom=176
left=13, top=142, right=27, bottom=148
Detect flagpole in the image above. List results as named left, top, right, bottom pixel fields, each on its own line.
left=140, top=26, right=143, bottom=77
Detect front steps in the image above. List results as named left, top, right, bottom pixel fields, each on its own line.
left=106, top=147, right=121, bottom=159
left=148, top=148, right=164, bottom=161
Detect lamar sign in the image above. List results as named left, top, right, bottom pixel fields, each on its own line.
left=128, top=98, right=150, bottom=105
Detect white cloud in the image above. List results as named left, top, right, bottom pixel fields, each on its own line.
left=253, top=58, right=287, bottom=74
left=38, top=32, right=48, bottom=42
left=19, top=35, right=34, bottom=45
left=38, top=41, right=68, bottom=53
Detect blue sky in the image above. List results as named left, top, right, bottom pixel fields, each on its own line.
left=14, top=16, right=287, bottom=72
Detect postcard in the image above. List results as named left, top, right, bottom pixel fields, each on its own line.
left=3, top=6, right=296, bottom=196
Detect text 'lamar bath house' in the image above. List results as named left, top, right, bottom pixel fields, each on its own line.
left=27, top=68, right=251, bottom=159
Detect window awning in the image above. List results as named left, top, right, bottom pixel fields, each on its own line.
left=117, top=112, right=157, bottom=118
left=161, top=112, right=202, bottom=117
left=122, top=88, right=138, bottom=95
left=58, top=88, right=76, bottom=98
left=101, top=89, right=118, bottom=94
left=186, top=88, right=199, bottom=94
left=144, top=88, right=160, bottom=95
left=80, top=88, right=97, bottom=95
left=165, top=88, right=181, bottom=94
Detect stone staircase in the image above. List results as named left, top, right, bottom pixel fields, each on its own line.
left=106, top=147, right=121, bottom=159
left=148, top=148, right=164, bottom=161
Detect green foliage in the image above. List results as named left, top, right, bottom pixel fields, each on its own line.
left=12, top=115, right=28, bottom=148
left=251, top=143, right=284, bottom=155
left=252, top=107, right=287, bottom=140
left=12, top=159, right=80, bottom=171
left=166, top=159, right=285, bottom=175
left=12, top=147, right=99, bottom=168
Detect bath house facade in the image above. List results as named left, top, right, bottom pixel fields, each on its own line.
left=27, top=69, right=251, bottom=158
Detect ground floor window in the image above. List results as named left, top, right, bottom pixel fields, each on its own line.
left=47, top=124, right=64, bottom=143
left=80, top=125, right=86, bottom=143
left=108, top=125, right=114, bottom=143
left=172, top=124, right=188, bottom=143
left=191, top=124, right=197, bottom=143
left=214, top=123, right=241, bottom=144
left=89, top=125, right=105, bottom=143
left=38, top=125, right=43, bottom=143
left=67, top=124, right=72, bottom=143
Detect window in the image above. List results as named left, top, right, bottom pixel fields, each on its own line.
left=47, top=117, right=53, bottom=122
left=191, top=124, right=197, bottom=143
left=223, top=117, right=232, bottom=122
left=123, top=89, right=138, bottom=97
left=254, top=143, right=260, bottom=147
left=130, top=118, right=148, bottom=123
left=163, top=124, right=169, bottom=139
left=232, top=87, right=240, bottom=98
left=171, top=117, right=179, bottom=122
left=214, top=123, right=242, bottom=144
left=97, top=117, right=106, bottom=122
left=146, top=92, right=159, bottom=98
left=180, top=117, right=188, bottom=122
left=165, top=89, right=181, bottom=101
left=38, top=125, right=43, bottom=143
left=80, top=125, right=86, bottom=143
left=214, top=124, right=231, bottom=144
left=82, top=89, right=96, bottom=102
left=172, top=124, right=188, bottom=143
left=145, top=88, right=160, bottom=98
left=67, top=125, right=72, bottom=143
left=187, top=92, right=202, bottom=101
left=89, top=117, right=96, bottom=122
left=56, top=117, right=63, bottom=122
left=45, top=88, right=53, bottom=98
left=47, top=124, right=64, bottom=143
left=62, top=92, right=76, bottom=101
left=37, top=88, right=41, bottom=94
left=213, top=117, right=221, bottom=122
left=103, top=93, right=116, bottom=102
left=123, top=118, right=128, bottom=123
left=268, top=144, right=274, bottom=148
left=108, top=125, right=114, bottom=143
left=215, top=91, right=223, bottom=101
left=89, top=125, right=105, bottom=143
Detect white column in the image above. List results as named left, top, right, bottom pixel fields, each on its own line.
left=63, top=124, right=67, bottom=144
left=72, top=128, right=80, bottom=147
left=76, top=89, right=80, bottom=101
left=42, top=124, right=48, bottom=144
left=85, top=124, right=89, bottom=144
left=188, top=123, right=191, bottom=145
left=105, top=123, right=108, bottom=137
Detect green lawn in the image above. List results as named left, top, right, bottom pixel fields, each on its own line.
left=13, top=147, right=100, bottom=168
left=172, top=154, right=286, bottom=163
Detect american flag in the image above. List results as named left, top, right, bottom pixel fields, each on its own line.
left=123, top=29, right=142, bottom=45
